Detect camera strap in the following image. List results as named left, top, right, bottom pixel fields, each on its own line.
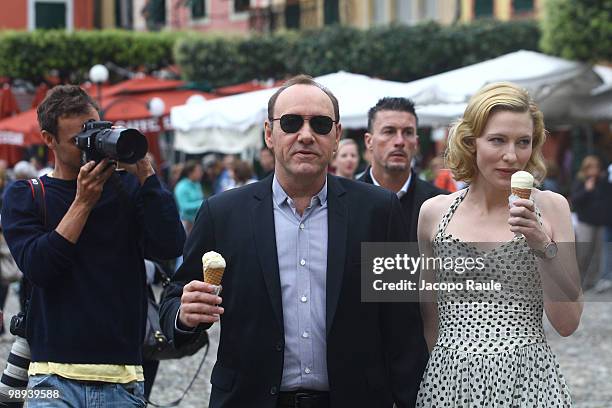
left=27, top=178, right=46, bottom=227
left=13, top=179, right=46, bottom=339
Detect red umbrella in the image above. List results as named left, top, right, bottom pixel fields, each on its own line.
left=0, top=84, right=20, bottom=119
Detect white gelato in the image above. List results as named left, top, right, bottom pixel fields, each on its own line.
left=202, top=251, right=226, bottom=270
left=510, top=171, right=534, bottom=189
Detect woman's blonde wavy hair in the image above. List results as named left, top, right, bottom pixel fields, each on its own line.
left=445, top=82, right=547, bottom=185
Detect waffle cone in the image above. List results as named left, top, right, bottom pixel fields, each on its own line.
left=511, top=187, right=532, bottom=199
left=204, top=267, right=225, bottom=286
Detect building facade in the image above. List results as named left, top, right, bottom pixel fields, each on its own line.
left=459, top=0, right=541, bottom=22
left=0, top=0, right=95, bottom=30
left=163, top=0, right=259, bottom=33
left=157, top=0, right=460, bottom=34
left=342, top=0, right=458, bottom=28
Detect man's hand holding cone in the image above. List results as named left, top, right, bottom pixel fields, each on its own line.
left=178, top=251, right=226, bottom=330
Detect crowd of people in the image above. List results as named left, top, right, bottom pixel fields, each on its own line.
left=0, top=76, right=608, bottom=408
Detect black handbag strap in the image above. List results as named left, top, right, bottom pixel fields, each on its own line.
left=145, top=263, right=210, bottom=408
left=145, top=341, right=209, bottom=408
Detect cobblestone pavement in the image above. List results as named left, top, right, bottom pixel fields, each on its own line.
left=0, top=287, right=610, bottom=408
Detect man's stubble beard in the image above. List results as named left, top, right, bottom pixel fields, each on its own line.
left=383, top=161, right=410, bottom=173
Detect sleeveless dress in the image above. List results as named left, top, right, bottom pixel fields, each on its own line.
left=416, top=189, right=572, bottom=407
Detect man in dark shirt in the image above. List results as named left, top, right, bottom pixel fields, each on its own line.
left=358, top=97, right=446, bottom=241
left=1, top=85, right=185, bottom=407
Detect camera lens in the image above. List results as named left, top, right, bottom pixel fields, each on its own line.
left=96, top=128, right=148, bottom=164
left=0, top=336, right=31, bottom=404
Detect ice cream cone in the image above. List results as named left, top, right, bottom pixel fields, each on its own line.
left=202, top=251, right=226, bottom=295
left=204, top=267, right=225, bottom=287
left=511, top=187, right=532, bottom=200
left=510, top=171, right=534, bottom=201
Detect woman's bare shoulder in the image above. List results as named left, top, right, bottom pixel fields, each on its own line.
left=533, top=189, right=570, bottom=213
left=419, top=189, right=464, bottom=232
left=421, top=189, right=463, bottom=216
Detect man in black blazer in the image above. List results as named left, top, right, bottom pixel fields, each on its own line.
left=160, top=76, right=428, bottom=407
left=357, top=98, right=446, bottom=242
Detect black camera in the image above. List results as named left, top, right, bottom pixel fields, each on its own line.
left=9, top=312, right=26, bottom=338
left=75, top=120, right=148, bottom=164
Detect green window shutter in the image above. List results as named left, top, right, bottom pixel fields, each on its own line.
left=35, top=2, right=66, bottom=29
left=285, top=4, right=300, bottom=29
left=234, top=0, right=250, bottom=13
left=513, top=0, right=534, bottom=13
left=192, top=0, right=206, bottom=18
left=324, top=0, right=339, bottom=25
left=474, top=0, right=493, bottom=17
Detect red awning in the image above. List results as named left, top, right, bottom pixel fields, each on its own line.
left=31, top=83, right=50, bottom=109
left=0, top=84, right=20, bottom=119
left=102, top=76, right=186, bottom=97
left=0, top=83, right=214, bottom=166
left=0, top=109, right=40, bottom=166
left=215, top=80, right=282, bottom=96
left=0, top=109, right=41, bottom=146
left=101, top=89, right=215, bottom=123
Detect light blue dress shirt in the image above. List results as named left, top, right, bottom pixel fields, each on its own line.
left=272, top=175, right=329, bottom=391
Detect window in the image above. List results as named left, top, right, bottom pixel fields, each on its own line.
left=373, top=0, right=389, bottom=25
left=424, top=0, right=437, bottom=20
left=474, top=0, right=493, bottom=17
left=513, top=0, right=534, bottom=13
left=285, top=3, right=300, bottom=29
left=191, top=0, right=206, bottom=19
left=35, top=2, right=66, bottom=28
left=234, top=0, right=250, bottom=13
left=324, top=0, right=339, bottom=25
left=115, top=0, right=136, bottom=29
left=396, top=0, right=412, bottom=24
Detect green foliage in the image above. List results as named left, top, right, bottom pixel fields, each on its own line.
left=541, top=0, right=612, bottom=62
left=0, top=20, right=540, bottom=85
left=176, top=20, right=540, bottom=85
left=0, top=30, right=179, bottom=83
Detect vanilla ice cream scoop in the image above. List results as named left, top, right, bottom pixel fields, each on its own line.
left=510, top=170, right=534, bottom=202
left=511, top=171, right=534, bottom=189
left=202, top=251, right=226, bottom=271
left=202, top=251, right=226, bottom=294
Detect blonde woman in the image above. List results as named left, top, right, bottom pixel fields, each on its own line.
left=416, top=82, right=582, bottom=407
left=333, top=138, right=359, bottom=179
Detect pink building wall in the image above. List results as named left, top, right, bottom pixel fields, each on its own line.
left=169, top=0, right=265, bottom=33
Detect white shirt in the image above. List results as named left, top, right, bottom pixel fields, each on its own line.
left=369, top=168, right=412, bottom=199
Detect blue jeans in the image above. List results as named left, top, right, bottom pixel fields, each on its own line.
left=27, top=374, right=146, bottom=407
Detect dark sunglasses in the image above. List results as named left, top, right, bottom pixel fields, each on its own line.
left=271, top=114, right=337, bottom=135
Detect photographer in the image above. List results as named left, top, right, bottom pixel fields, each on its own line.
left=0, top=85, right=185, bottom=407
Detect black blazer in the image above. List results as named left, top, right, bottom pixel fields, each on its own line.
left=160, top=174, right=428, bottom=408
left=357, top=167, right=447, bottom=242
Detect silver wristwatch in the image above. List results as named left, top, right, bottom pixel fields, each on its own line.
left=532, top=240, right=558, bottom=259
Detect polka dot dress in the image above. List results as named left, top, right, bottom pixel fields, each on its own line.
left=416, top=189, right=572, bottom=408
